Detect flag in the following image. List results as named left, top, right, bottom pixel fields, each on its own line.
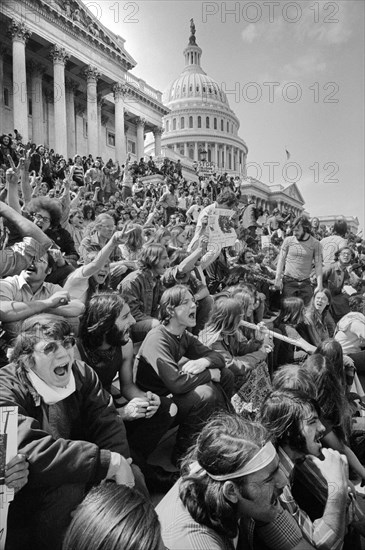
left=285, top=149, right=291, bottom=160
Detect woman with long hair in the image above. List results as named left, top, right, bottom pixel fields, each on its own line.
left=304, top=288, right=336, bottom=347
left=273, top=296, right=316, bottom=367
left=200, top=294, right=272, bottom=416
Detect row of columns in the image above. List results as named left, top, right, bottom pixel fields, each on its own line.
left=172, top=140, right=246, bottom=173
left=252, top=196, right=302, bottom=216
left=5, top=20, right=163, bottom=163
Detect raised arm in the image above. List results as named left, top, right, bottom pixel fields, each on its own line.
left=0, top=200, right=52, bottom=251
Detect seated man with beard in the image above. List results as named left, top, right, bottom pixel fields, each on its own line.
left=77, top=293, right=178, bottom=491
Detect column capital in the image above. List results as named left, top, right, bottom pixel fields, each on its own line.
left=112, top=82, right=128, bottom=100
left=65, top=77, right=79, bottom=93
left=136, top=117, right=147, bottom=128
left=84, top=65, right=100, bottom=83
left=153, top=126, right=164, bottom=136
left=50, top=45, right=69, bottom=65
left=28, top=60, right=46, bottom=77
left=8, top=20, right=31, bottom=43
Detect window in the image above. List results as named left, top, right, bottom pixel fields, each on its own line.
left=127, top=140, right=136, bottom=154
left=227, top=121, right=229, bottom=132
left=180, top=117, right=185, bottom=129
left=197, top=116, right=201, bottom=128
left=214, top=118, right=217, bottom=130
left=107, top=131, right=115, bottom=147
left=83, top=119, right=88, bottom=138
left=173, top=118, right=176, bottom=130
left=4, top=88, right=9, bottom=107
left=189, top=148, right=194, bottom=159
left=206, top=117, right=210, bottom=128
left=165, top=120, right=169, bottom=132
left=189, top=116, right=193, bottom=128
left=221, top=119, right=224, bottom=131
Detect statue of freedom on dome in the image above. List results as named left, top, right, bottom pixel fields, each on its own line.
left=189, top=18, right=196, bottom=44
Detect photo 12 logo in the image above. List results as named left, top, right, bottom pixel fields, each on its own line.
left=246, top=161, right=339, bottom=184
left=201, top=2, right=340, bottom=24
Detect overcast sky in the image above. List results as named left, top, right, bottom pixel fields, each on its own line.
left=82, top=0, right=364, bottom=231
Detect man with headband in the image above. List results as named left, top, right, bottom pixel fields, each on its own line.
left=157, top=412, right=315, bottom=550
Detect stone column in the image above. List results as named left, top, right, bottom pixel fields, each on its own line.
left=113, top=82, right=127, bottom=164
left=194, top=142, right=198, bottom=161
left=8, top=20, right=31, bottom=142
left=28, top=62, right=45, bottom=145
left=223, top=145, right=227, bottom=168
left=97, top=94, right=105, bottom=158
left=50, top=45, right=69, bottom=157
left=0, top=45, right=8, bottom=133
left=183, top=142, right=187, bottom=158
left=136, top=117, right=146, bottom=160
left=153, top=126, right=163, bottom=156
left=65, top=78, right=78, bottom=158
left=44, top=89, right=53, bottom=147
left=214, top=143, right=218, bottom=166
left=84, top=66, right=100, bottom=158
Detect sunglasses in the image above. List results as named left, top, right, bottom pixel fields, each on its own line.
left=33, top=213, right=51, bottom=224
left=37, top=336, right=76, bottom=356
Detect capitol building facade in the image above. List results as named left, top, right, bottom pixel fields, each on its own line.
left=0, top=0, right=168, bottom=163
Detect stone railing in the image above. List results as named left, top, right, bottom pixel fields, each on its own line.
left=124, top=73, right=162, bottom=102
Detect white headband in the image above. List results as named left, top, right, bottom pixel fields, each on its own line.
left=189, top=441, right=276, bottom=481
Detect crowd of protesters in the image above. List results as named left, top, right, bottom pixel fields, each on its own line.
left=0, top=132, right=364, bottom=550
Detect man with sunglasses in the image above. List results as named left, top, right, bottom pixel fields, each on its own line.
left=0, top=252, right=84, bottom=345
left=0, top=314, right=145, bottom=550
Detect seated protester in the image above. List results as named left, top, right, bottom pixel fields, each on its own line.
left=334, top=294, right=365, bottom=376
left=157, top=412, right=314, bottom=550
left=162, top=237, right=213, bottom=335
left=273, top=297, right=316, bottom=368
left=135, top=285, right=234, bottom=463
left=272, top=363, right=365, bottom=508
left=77, top=293, right=177, bottom=492
left=168, top=224, right=193, bottom=251
left=63, top=484, right=164, bottom=550
left=1, top=315, right=146, bottom=550
left=79, top=213, right=127, bottom=289
left=119, top=243, right=169, bottom=343
left=260, top=388, right=365, bottom=547
left=304, top=289, right=336, bottom=347
left=64, top=228, right=132, bottom=306
left=0, top=252, right=84, bottom=345
left=26, top=196, right=77, bottom=284
left=82, top=203, right=95, bottom=227
left=315, top=338, right=356, bottom=394
left=200, top=294, right=273, bottom=416
left=66, top=208, right=85, bottom=255
left=0, top=200, right=52, bottom=278
left=323, top=246, right=360, bottom=323
left=234, top=249, right=274, bottom=320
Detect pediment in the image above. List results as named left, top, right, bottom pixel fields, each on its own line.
left=43, top=0, right=137, bottom=68
left=282, top=183, right=305, bottom=204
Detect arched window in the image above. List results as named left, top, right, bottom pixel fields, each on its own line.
left=206, top=117, right=210, bottom=128
left=226, top=121, right=229, bottom=132
left=221, top=119, right=224, bottom=131
left=197, top=116, right=201, bottom=128
left=173, top=118, right=177, bottom=130
left=189, top=148, right=194, bottom=159
left=214, top=118, right=217, bottom=130
left=189, top=116, right=193, bottom=128
left=165, top=120, right=169, bottom=132
left=180, top=117, right=185, bottom=129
